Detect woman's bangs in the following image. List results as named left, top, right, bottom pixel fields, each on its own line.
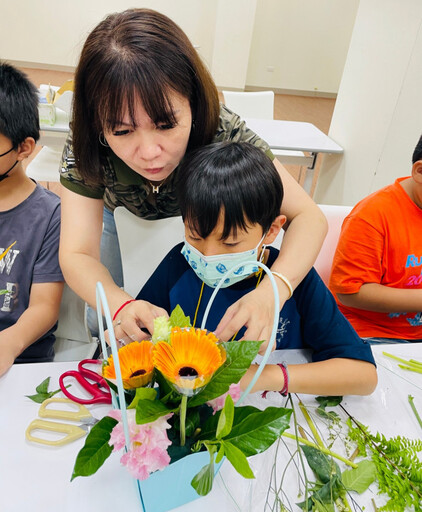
left=97, top=66, right=177, bottom=132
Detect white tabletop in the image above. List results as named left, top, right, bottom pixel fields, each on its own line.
left=244, top=117, right=343, bottom=154
left=1, top=344, right=421, bottom=512
left=40, top=108, right=70, bottom=133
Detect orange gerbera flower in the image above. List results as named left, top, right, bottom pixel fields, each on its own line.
left=152, top=327, right=225, bottom=396
left=103, top=341, right=154, bottom=389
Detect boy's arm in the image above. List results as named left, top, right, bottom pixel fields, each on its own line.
left=0, top=281, right=64, bottom=376
left=240, top=358, right=377, bottom=396
left=338, top=284, right=422, bottom=312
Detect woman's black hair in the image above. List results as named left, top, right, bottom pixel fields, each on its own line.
left=177, top=142, right=284, bottom=239
left=72, top=8, right=220, bottom=185
left=0, top=62, right=39, bottom=147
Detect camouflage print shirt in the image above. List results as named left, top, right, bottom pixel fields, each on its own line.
left=59, top=104, right=274, bottom=220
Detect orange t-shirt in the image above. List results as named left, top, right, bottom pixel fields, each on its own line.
left=329, top=177, right=422, bottom=339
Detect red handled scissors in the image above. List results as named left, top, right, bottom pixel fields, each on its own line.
left=59, top=359, right=112, bottom=405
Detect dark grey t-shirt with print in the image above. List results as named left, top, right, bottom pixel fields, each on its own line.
left=0, top=184, right=63, bottom=362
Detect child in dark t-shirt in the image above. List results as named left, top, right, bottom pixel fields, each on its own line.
left=0, top=63, right=64, bottom=375
left=137, top=142, right=377, bottom=396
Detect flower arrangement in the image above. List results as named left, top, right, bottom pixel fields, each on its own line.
left=71, top=305, right=292, bottom=504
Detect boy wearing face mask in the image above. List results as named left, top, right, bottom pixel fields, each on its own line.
left=137, top=142, right=377, bottom=396
left=0, top=63, right=64, bottom=376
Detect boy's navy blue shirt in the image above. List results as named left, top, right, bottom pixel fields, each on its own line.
left=137, top=243, right=375, bottom=365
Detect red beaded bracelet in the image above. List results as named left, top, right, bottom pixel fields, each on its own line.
left=112, top=299, right=136, bottom=322
left=261, top=362, right=289, bottom=399
left=277, top=362, right=289, bottom=396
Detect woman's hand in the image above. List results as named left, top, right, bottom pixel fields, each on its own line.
left=215, top=277, right=290, bottom=353
left=107, top=299, right=169, bottom=345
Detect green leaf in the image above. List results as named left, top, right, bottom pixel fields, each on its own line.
left=223, top=441, right=255, bottom=479
left=301, top=445, right=341, bottom=484
left=200, top=405, right=259, bottom=440
left=26, top=377, right=68, bottom=403
left=135, top=398, right=174, bottom=424
left=315, top=396, right=343, bottom=408
left=128, top=387, right=157, bottom=409
left=0, top=290, right=8, bottom=295
left=216, top=395, right=234, bottom=439
left=71, top=416, right=118, bottom=480
left=169, top=305, right=191, bottom=328
left=215, top=443, right=225, bottom=464
left=224, top=406, right=292, bottom=457
left=36, top=377, right=51, bottom=394
left=189, top=341, right=262, bottom=407
left=25, top=392, right=51, bottom=404
left=191, top=461, right=215, bottom=496
left=342, top=459, right=376, bottom=493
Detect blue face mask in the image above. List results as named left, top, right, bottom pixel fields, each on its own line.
left=181, top=235, right=266, bottom=288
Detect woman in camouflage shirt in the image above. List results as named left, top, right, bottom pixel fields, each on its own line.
left=59, top=8, right=327, bottom=345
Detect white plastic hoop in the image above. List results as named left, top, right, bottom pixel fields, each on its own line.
left=200, top=260, right=280, bottom=405
left=96, top=283, right=131, bottom=448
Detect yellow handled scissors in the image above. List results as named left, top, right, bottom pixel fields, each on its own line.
left=25, top=397, right=98, bottom=446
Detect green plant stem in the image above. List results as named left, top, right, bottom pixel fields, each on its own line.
left=281, top=432, right=357, bottom=468
left=398, top=364, right=422, bottom=375
left=180, top=394, right=188, bottom=446
left=299, top=400, right=324, bottom=448
left=408, top=395, right=422, bottom=430
left=383, top=352, right=422, bottom=372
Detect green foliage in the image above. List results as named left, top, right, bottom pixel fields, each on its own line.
left=191, top=446, right=216, bottom=496
left=341, top=460, right=376, bottom=493
left=216, top=395, right=234, bottom=439
left=25, top=376, right=68, bottom=403
left=71, top=416, right=118, bottom=480
left=128, top=387, right=157, bottom=409
left=169, top=304, right=191, bottom=329
left=135, top=398, right=175, bottom=424
left=188, top=340, right=262, bottom=407
left=347, top=421, right=422, bottom=511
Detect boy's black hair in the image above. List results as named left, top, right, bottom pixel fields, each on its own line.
left=177, top=141, right=284, bottom=239
left=0, top=62, right=39, bottom=147
left=412, top=134, right=422, bottom=164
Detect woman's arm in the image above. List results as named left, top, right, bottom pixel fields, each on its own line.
left=337, top=284, right=422, bottom=313
left=240, top=358, right=378, bottom=397
left=59, top=186, right=167, bottom=339
left=216, top=159, right=327, bottom=345
left=0, top=282, right=63, bottom=376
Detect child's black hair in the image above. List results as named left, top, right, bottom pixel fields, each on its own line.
left=0, top=62, right=39, bottom=147
left=412, top=134, right=422, bottom=164
left=177, top=141, right=284, bottom=239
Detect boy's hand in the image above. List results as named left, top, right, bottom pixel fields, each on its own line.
left=215, top=279, right=289, bottom=348
left=110, top=300, right=168, bottom=345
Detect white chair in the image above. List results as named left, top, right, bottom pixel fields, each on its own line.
left=26, top=146, right=62, bottom=183
left=270, top=204, right=353, bottom=286
left=222, top=90, right=306, bottom=166
left=314, top=204, right=353, bottom=285
left=53, top=284, right=99, bottom=361
left=114, top=207, right=185, bottom=298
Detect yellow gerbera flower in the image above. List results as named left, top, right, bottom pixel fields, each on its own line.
left=103, top=340, right=154, bottom=389
left=152, top=327, right=225, bottom=396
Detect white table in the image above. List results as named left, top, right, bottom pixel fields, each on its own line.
left=245, top=117, right=343, bottom=194
left=1, top=344, right=420, bottom=512
left=39, top=108, right=70, bottom=149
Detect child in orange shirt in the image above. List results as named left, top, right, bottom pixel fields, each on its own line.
left=329, top=134, right=422, bottom=342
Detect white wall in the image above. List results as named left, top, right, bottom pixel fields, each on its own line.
left=246, top=0, right=359, bottom=94
left=0, top=0, right=217, bottom=71
left=314, top=0, right=422, bottom=206
left=211, top=0, right=257, bottom=90
left=0, top=0, right=357, bottom=93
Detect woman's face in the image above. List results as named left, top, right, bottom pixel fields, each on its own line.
left=103, top=90, right=192, bottom=182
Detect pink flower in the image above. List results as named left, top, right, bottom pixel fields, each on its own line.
left=108, top=409, right=172, bottom=480
left=206, top=383, right=241, bottom=414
